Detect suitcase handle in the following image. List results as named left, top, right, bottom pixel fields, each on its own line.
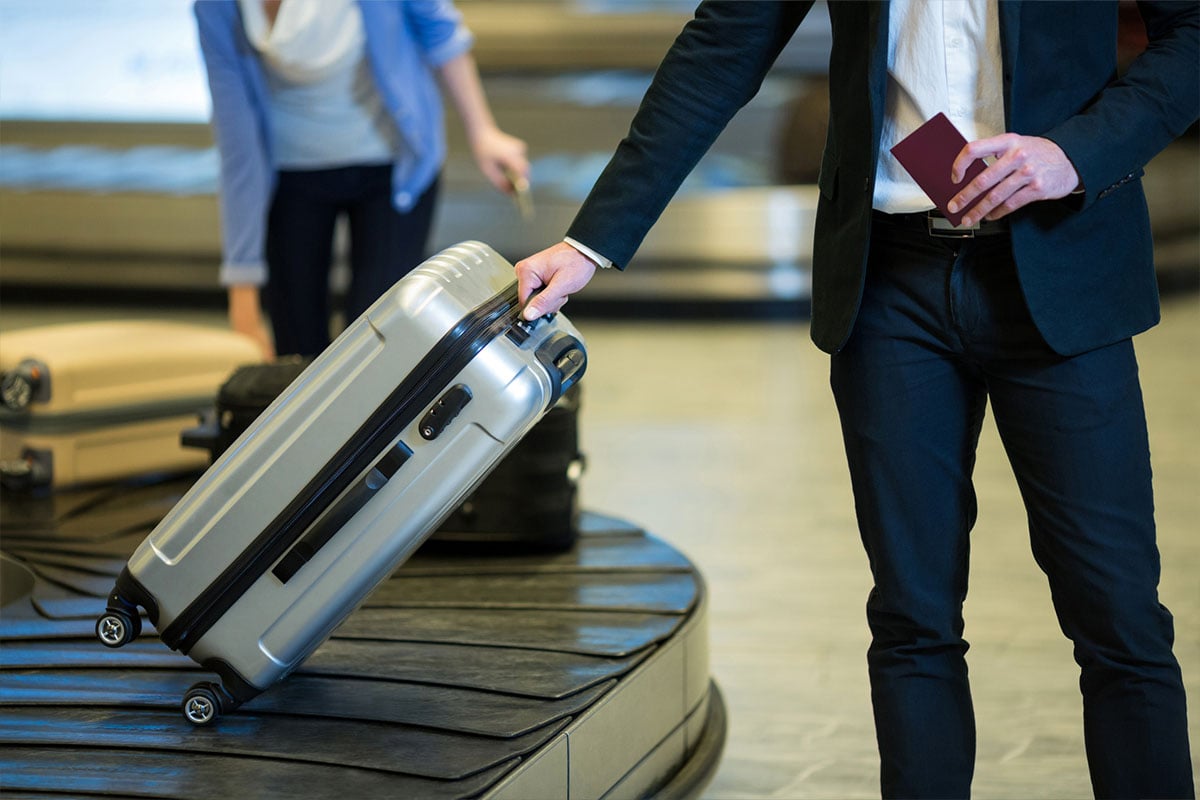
left=272, top=441, right=414, bottom=583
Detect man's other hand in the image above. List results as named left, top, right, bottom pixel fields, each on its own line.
left=948, top=134, right=1081, bottom=227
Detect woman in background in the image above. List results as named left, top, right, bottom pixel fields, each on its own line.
left=195, top=0, right=529, bottom=357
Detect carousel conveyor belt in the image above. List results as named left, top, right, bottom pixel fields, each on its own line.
left=0, top=474, right=726, bottom=799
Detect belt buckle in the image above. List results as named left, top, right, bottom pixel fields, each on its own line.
left=927, top=213, right=977, bottom=239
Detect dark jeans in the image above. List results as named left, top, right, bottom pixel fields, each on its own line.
left=830, top=212, right=1193, bottom=799
left=265, top=164, right=440, bottom=357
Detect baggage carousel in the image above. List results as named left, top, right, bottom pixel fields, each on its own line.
left=0, top=474, right=725, bottom=799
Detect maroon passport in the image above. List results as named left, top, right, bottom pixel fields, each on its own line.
left=890, top=113, right=986, bottom=226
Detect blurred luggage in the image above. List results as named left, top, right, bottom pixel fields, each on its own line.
left=0, top=321, right=262, bottom=490
left=434, top=382, right=583, bottom=552
left=96, top=242, right=587, bottom=725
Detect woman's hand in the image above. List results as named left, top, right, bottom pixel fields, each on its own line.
left=469, top=125, right=530, bottom=195
left=228, top=284, right=275, bottom=360
left=437, top=52, right=530, bottom=195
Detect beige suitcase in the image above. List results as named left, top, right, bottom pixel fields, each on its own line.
left=0, top=320, right=262, bottom=489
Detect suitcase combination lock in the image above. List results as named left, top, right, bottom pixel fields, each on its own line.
left=420, top=384, right=473, bottom=440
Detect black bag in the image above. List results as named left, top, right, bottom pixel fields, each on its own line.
left=434, top=383, right=583, bottom=551
left=183, top=359, right=584, bottom=551
left=182, top=357, right=313, bottom=461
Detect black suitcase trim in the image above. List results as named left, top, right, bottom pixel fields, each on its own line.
left=159, top=284, right=532, bottom=655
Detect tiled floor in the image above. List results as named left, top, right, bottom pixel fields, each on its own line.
left=574, top=294, right=1200, bottom=800
left=1, top=291, right=1196, bottom=798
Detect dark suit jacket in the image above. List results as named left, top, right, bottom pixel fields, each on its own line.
left=566, top=1, right=1199, bottom=355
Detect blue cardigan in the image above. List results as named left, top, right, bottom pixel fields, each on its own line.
left=193, top=0, right=474, bottom=287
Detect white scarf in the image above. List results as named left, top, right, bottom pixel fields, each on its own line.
left=238, top=0, right=364, bottom=84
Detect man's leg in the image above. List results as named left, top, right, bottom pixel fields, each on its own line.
left=987, top=339, right=1193, bottom=799
left=831, top=217, right=986, bottom=798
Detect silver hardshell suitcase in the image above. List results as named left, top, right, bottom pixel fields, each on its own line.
left=94, top=242, right=586, bottom=725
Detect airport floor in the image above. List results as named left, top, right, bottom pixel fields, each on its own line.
left=1, top=290, right=1197, bottom=799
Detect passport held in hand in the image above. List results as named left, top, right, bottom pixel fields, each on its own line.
left=890, top=113, right=986, bottom=226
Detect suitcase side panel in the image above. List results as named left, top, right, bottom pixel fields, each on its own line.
left=158, top=280, right=527, bottom=652
left=124, top=243, right=531, bottom=635
left=190, top=337, right=561, bottom=688
left=119, top=242, right=586, bottom=698
left=126, top=318, right=392, bottom=626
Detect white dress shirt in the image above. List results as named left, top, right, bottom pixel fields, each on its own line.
left=568, top=0, right=1007, bottom=266
left=873, top=0, right=1005, bottom=213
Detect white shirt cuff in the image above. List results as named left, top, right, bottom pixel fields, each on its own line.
left=563, top=237, right=614, bottom=269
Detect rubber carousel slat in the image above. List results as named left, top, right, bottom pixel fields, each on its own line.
left=0, top=746, right=516, bottom=800
left=1, top=605, right=683, bottom=657
left=0, top=477, right=191, bottom=536
left=407, top=530, right=694, bottom=576
left=0, top=616, right=90, bottom=640
left=29, top=591, right=107, bottom=623
left=7, top=550, right=699, bottom=614
left=2, top=548, right=128, bottom=577
left=302, top=639, right=649, bottom=699
left=336, top=606, right=683, bottom=656
left=15, top=561, right=120, bottom=597
left=1, top=606, right=681, bottom=657
left=370, top=570, right=699, bottom=613
left=1, top=639, right=647, bottom=700
left=1, top=641, right=189, bottom=670
left=0, top=706, right=566, bottom=780
left=0, top=530, right=153, bottom=559
left=0, top=670, right=614, bottom=738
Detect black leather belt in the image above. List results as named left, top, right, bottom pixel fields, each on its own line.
left=875, top=209, right=1009, bottom=239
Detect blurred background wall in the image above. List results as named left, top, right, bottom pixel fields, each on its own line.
left=0, top=0, right=1195, bottom=314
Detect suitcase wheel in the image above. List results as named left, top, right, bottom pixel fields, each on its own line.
left=182, top=682, right=228, bottom=726
left=95, top=609, right=141, bottom=648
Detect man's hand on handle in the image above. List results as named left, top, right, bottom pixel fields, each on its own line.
left=515, top=241, right=598, bottom=321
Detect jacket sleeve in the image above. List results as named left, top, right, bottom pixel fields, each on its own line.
left=565, top=0, right=813, bottom=268
left=194, top=0, right=273, bottom=287
left=402, top=0, right=475, bottom=67
left=1044, top=0, right=1199, bottom=207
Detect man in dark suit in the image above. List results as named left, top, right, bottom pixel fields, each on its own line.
left=515, top=2, right=1199, bottom=797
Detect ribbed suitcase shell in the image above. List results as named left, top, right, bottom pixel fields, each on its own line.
left=98, top=242, right=586, bottom=723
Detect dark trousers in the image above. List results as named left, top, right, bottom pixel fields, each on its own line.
left=264, top=164, right=440, bottom=358
left=830, top=213, right=1193, bottom=799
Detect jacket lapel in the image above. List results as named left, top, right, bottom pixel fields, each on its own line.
left=998, top=0, right=1021, bottom=128
left=867, top=1, right=890, bottom=162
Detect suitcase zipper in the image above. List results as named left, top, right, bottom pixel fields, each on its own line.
left=160, top=283, right=524, bottom=654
